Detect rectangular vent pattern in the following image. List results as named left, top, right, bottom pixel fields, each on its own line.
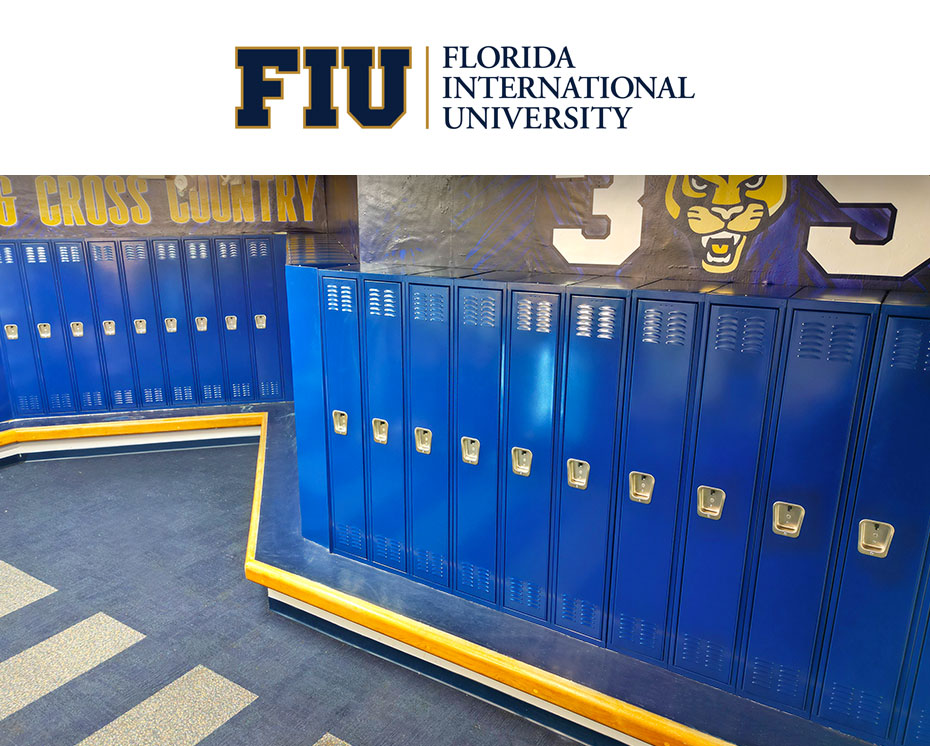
left=458, top=562, right=493, bottom=597
left=1, top=245, right=13, bottom=264
left=335, top=523, right=366, bottom=553
left=678, top=634, right=730, bottom=679
left=217, top=240, right=240, bottom=259
left=325, top=282, right=355, bottom=313
left=414, top=549, right=447, bottom=581
left=17, top=394, right=42, bottom=413
left=187, top=241, right=209, bottom=260
left=462, top=293, right=498, bottom=328
left=142, top=387, right=165, bottom=405
left=411, top=288, right=447, bottom=323
left=641, top=307, right=689, bottom=346
left=748, top=656, right=804, bottom=703
left=173, top=385, right=194, bottom=402
left=373, top=535, right=404, bottom=567
left=889, top=323, right=930, bottom=373
left=231, top=381, right=252, bottom=399
left=248, top=239, right=270, bottom=258
left=202, top=384, right=223, bottom=401
left=112, top=389, right=134, bottom=407
left=58, top=244, right=82, bottom=263
left=47, top=392, right=73, bottom=410
left=615, top=612, right=661, bottom=651
left=123, top=243, right=147, bottom=261
left=714, top=313, right=768, bottom=355
left=559, top=593, right=599, bottom=630
left=367, top=286, right=397, bottom=318
left=91, top=243, right=115, bottom=262
left=822, top=681, right=885, bottom=731
left=796, top=319, right=860, bottom=364
left=23, top=244, right=48, bottom=264
left=909, top=706, right=930, bottom=744
left=507, top=577, right=543, bottom=610
left=259, top=380, right=281, bottom=398
left=81, top=391, right=105, bottom=409
left=515, top=297, right=553, bottom=334
left=155, top=241, right=179, bottom=260
left=575, top=303, right=616, bottom=340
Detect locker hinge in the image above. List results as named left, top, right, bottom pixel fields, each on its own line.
left=511, top=447, right=532, bottom=477
left=164, top=317, right=178, bottom=333
left=69, top=321, right=84, bottom=338
left=372, top=418, right=388, bottom=444
left=133, top=319, right=147, bottom=334
left=195, top=316, right=208, bottom=332
left=772, top=502, right=806, bottom=538
left=225, top=315, right=237, bottom=331
left=254, top=314, right=267, bottom=329
left=697, top=486, right=726, bottom=520
left=858, top=519, right=894, bottom=558
left=4, top=324, right=18, bottom=340
left=102, top=320, right=116, bottom=336
left=629, top=472, right=655, bottom=504
left=567, top=459, right=590, bottom=490
left=36, top=323, right=51, bottom=339
left=332, top=410, right=348, bottom=435
left=414, top=427, right=432, bottom=454
left=461, top=437, right=480, bottom=465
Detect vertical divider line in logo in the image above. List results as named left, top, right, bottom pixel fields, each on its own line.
left=425, top=46, right=430, bottom=129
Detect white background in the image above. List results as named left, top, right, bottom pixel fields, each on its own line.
left=3, top=0, right=928, bottom=173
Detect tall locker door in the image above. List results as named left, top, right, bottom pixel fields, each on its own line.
left=120, top=240, right=167, bottom=408
left=502, top=290, right=561, bottom=620
left=818, top=311, right=930, bottom=741
left=87, top=241, right=136, bottom=409
left=321, top=275, right=367, bottom=558
left=406, top=281, right=452, bottom=586
left=741, top=301, right=876, bottom=713
left=245, top=236, right=284, bottom=400
left=273, top=235, right=293, bottom=400
left=183, top=239, right=225, bottom=403
left=363, top=279, right=406, bottom=571
left=21, top=241, right=75, bottom=413
left=553, top=294, right=625, bottom=640
left=54, top=242, right=107, bottom=412
left=153, top=239, right=196, bottom=406
left=454, top=284, right=504, bottom=603
left=215, top=238, right=255, bottom=401
left=673, top=303, right=779, bottom=685
left=0, top=241, right=44, bottom=416
left=609, top=297, right=699, bottom=660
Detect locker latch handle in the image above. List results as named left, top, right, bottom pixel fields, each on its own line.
left=37, top=323, right=51, bottom=339
left=254, top=314, right=267, bottom=330
left=195, top=317, right=208, bottom=332
left=4, top=324, right=18, bottom=340
left=567, top=459, right=590, bottom=490
left=858, top=519, right=894, bottom=558
left=164, top=317, right=178, bottom=333
left=70, top=321, right=84, bottom=338
left=102, top=320, right=116, bottom=336
left=225, top=315, right=237, bottom=331
left=697, top=486, right=726, bottom=520
left=332, top=410, right=348, bottom=435
left=414, top=427, right=432, bottom=455
left=372, top=418, right=388, bottom=444
left=133, top=319, right=147, bottom=334
left=511, top=447, right=532, bottom=477
left=461, top=437, right=480, bottom=465
left=629, top=472, right=655, bottom=504
left=772, top=502, right=806, bottom=538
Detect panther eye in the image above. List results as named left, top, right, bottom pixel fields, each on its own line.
left=689, top=176, right=708, bottom=192
left=744, top=175, right=765, bottom=190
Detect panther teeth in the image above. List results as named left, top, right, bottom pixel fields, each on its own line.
left=705, top=251, right=733, bottom=264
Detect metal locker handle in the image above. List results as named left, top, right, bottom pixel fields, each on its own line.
left=372, top=418, right=388, bottom=444
left=102, top=320, right=116, bottom=336
left=4, top=324, right=18, bottom=340
left=225, top=315, right=237, bottom=331
left=858, top=519, right=894, bottom=558
left=332, top=410, right=348, bottom=435
left=414, top=427, right=432, bottom=454
left=254, top=314, right=267, bottom=330
left=36, top=323, right=51, bottom=339
left=697, top=486, right=726, bottom=520
left=772, top=502, right=806, bottom=538
left=70, top=321, right=84, bottom=338
left=629, top=472, right=655, bottom=504
left=567, top=459, right=590, bottom=490
left=164, top=317, right=178, bottom=333
left=461, top=437, right=480, bottom=465
left=133, top=319, right=147, bottom=334
left=195, top=316, right=208, bottom=332
left=511, top=447, right=532, bottom=477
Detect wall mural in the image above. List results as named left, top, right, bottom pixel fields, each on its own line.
left=358, top=175, right=930, bottom=289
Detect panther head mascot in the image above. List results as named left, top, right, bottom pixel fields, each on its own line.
left=664, top=175, right=788, bottom=274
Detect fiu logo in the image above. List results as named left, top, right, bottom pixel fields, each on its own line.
left=235, top=47, right=411, bottom=129
left=664, top=175, right=787, bottom=273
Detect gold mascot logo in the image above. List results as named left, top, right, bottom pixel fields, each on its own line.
left=664, top=175, right=787, bottom=274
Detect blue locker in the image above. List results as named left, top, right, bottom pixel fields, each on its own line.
left=152, top=239, right=196, bottom=406
left=120, top=240, right=167, bottom=408
left=183, top=239, right=225, bottom=403
left=215, top=237, right=255, bottom=401
left=0, top=241, right=44, bottom=416
left=672, top=287, right=788, bottom=685
left=20, top=241, right=76, bottom=413
left=54, top=241, right=107, bottom=411
left=363, top=275, right=407, bottom=571
left=0, top=343, right=11, bottom=421
left=608, top=280, right=720, bottom=660
left=817, top=292, right=929, bottom=742
left=453, top=279, right=506, bottom=602
left=87, top=240, right=136, bottom=409
left=552, top=279, right=633, bottom=640
left=406, top=278, right=453, bottom=586
left=272, top=234, right=293, bottom=400
left=245, top=236, right=284, bottom=400
left=320, top=271, right=367, bottom=558
left=740, top=289, right=882, bottom=715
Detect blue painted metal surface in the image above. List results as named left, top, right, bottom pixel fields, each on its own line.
left=215, top=237, right=255, bottom=401
left=0, top=241, right=44, bottom=416
left=245, top=236, right=285, bottom=400
left=120, top=240, right=167, bottom=408
left=272, top=234, right=293, bottom=400
left=152, top=238, right=197, bottom=406
left=183, top=238, right=226, bottom=404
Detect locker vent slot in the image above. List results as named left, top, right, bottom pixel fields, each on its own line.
left=506, top=577, right=543, bottom=610
left=373, top=535, right=404, bottom=567
left=1, top=245, right=13, bottom=264
left=678, top=634, right=729, bottom=679
left=81, top=391, right=105, bottom=409
left=259, top=380, right=281, bottom=398
left=559, top=594, right=599, bottom=630
left=24, top=244, right=48, bottom=263
left=748, top=657, right=804, bottom=703
left=173, top=385, right=194, bottom=402
left=462, top=293, right=497, bottom=328
left=413, top=548, right=447, bottom=581
left=231, top=381, right=253, bottom=399
left=515, top=298, right=552, bottom=334
left=112, top=389, right=135, bottom=407
left=202, top=384, right=223, bottom=401
left=909, top=706, right=930, bottom=744
left=17, top=394, right=42, bottom=413
left=335, top=523, right=366, bottom=553
left=575, top=304, right=617, bottom=340
left=367, top=286, right=397, bottom=318
left=714, top=313, right=768, bottom=355
left=217, top=240, right=240, bottom=259
left=642, top=307, right=689, bottom=346
left=187, top=241, right=209, bottom=260
left=142, top=387, right=165, bottom=405
left=47, top=392, right=73, bottom=410
left=615, top=612, right=661, bottom=651
left=890, top=325, right=930, bottom=373
left=123, top=243, right=147, bottom=261
left=325, top=283, right=355, bottom=313
left=458, top=562, right=492, bottom=597
left=91, top=243, right=116, bottom=262
left=822, top=681, right=885, bottom=730
left=797, top=320, right=859, bottom=364
left=155, top=241, right=179, bottom=260
left=58, top=245, right=82, bottom=263
left=411, top=288, right=447, bottom=324
left=248, top=240, right=270, bottom=258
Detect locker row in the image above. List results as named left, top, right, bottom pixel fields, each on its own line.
left=0, top=235, right=292, bottom=419
left=288, top=263, right=930, bottom=746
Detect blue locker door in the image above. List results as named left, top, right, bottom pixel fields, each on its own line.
left=553, top=295, right=625, bottom=639
left=120, top=240, right=167, bottom=408
left=20, top=241, right=76, bottom=413
left=273, top=235, right=293, bottom=400
left=0, top=242, right=44, bottom=416
left=818, top=314, right=930, bottom=740
left=742, top=308, right=872, bottom=712
left=609, top=298, right=698, bottom=660
left=502, top=291, right=561, bottom=620
left=407, top=282, right=452, bottom=586
left=87, top=241, right=136, bottom=409
left=454, top=285, right=504, bottom=603
left=54, top=242, right=106, bottom=412
left=673, top=304, right=778, bottom=684
left=321, top=275, right=367, bottom=558
left=183, top=239, right=225, bottom=403
left=215, top=238, right=255, bottom=401
left=245, top=236, right=284, bottom=400
left=153, top=239, right=196, bottom=406
left=363, top=280, right=407, bottom=571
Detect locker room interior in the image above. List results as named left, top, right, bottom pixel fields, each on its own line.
left=2, top=174, right=929, bottom=746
